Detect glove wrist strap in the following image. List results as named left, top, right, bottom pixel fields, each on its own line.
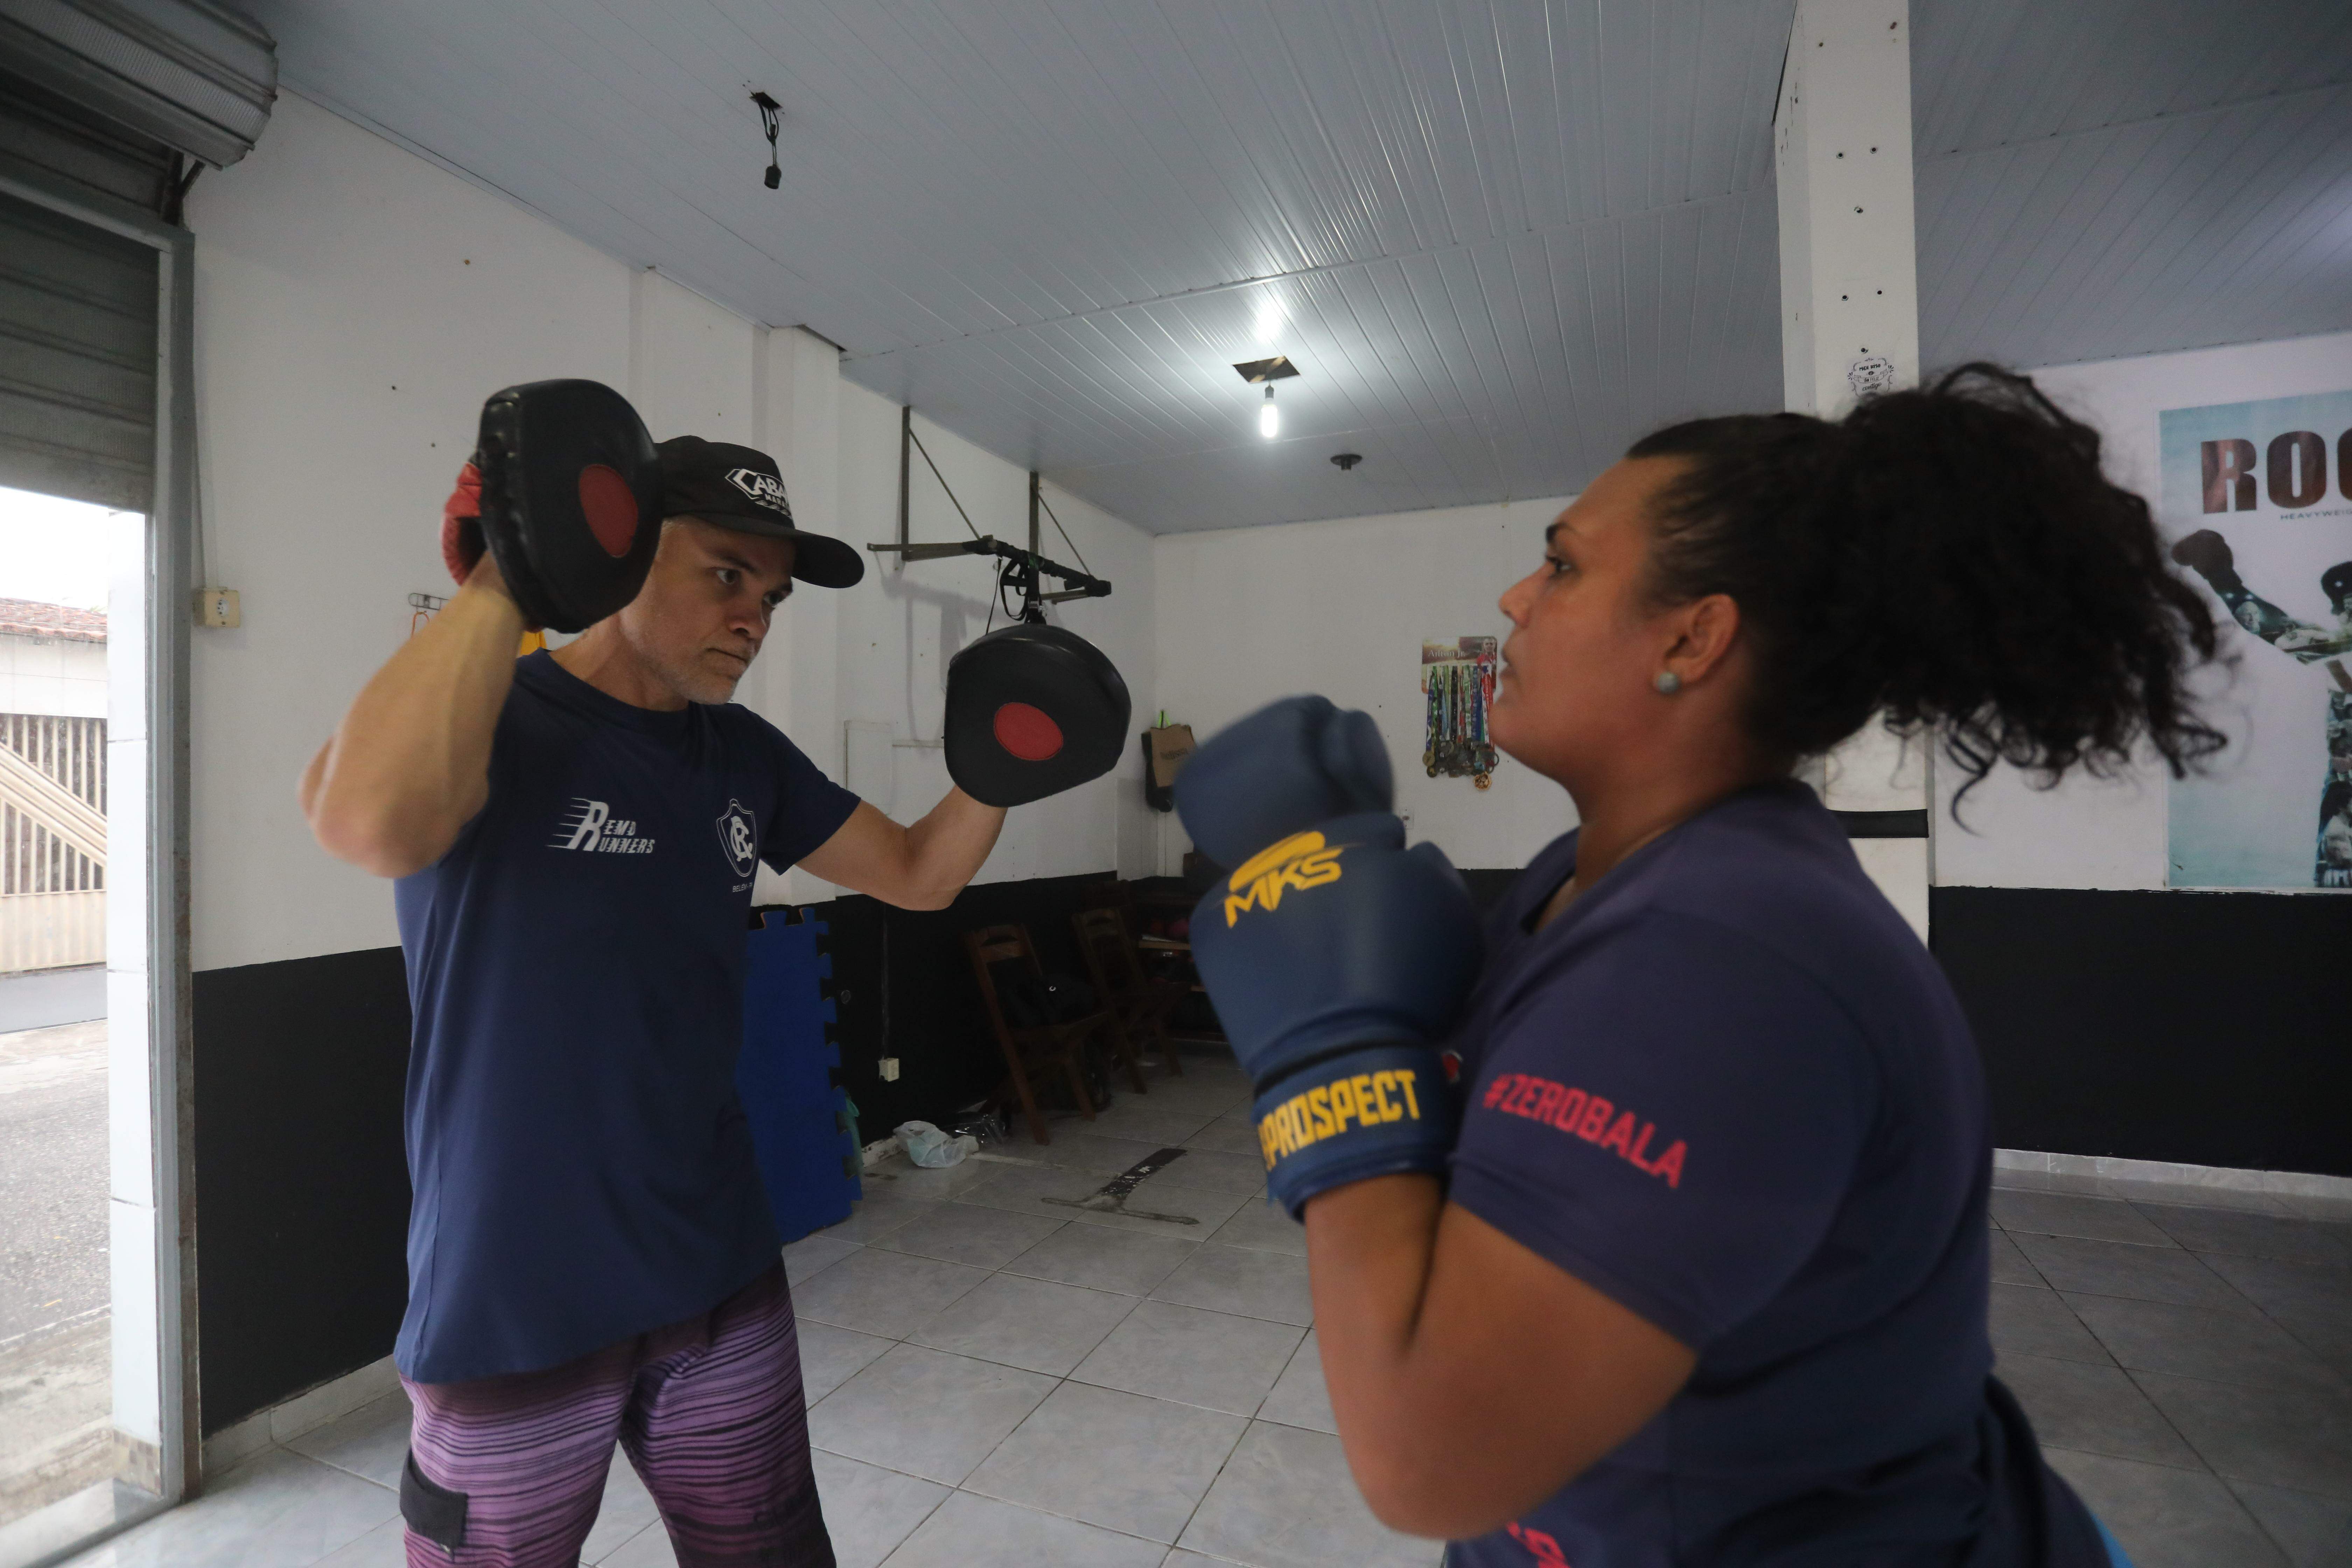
left=1252, top=1043, right=1453, bottom=1220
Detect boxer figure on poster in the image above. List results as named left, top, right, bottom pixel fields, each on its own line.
left=2171, top=529, right=2352, bottom=887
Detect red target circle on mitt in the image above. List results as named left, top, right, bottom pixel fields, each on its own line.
left=993, top=702, right=1065, bottom=762
left=578, top=463, right=640, bottom=559
left=944, top=624, right=1130, bottom=807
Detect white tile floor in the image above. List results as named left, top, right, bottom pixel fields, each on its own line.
left=47, top=1051, right=2352, bottom=1568
left=1982, top=1169, right=2352, bottom=1568
left=51, top=1055, right=1438, bottom=1568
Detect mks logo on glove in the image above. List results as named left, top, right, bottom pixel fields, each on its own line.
left=1258, top=1067, right=1426, bottom=1171
left=1223, top=831, right=1347, bottom=927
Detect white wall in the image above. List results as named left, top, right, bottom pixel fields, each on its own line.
left=186, top=92, right=1155, bottom=972
left=1932, top=328, right=2352, bottom=891
left=0, top=633, right=107, bottom=718
left=1153, top=329, right=2352, bottom=905
left=1154, top=496, right=1577, bottom=873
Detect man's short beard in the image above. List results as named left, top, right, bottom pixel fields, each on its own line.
left=653, top=650, right=742, bottom=706
left=623, top=620, right=746, bottom=706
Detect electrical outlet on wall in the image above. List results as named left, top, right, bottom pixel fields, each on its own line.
left=879, top=1057, right=900, bottom=1082
left=195, top=588, right=240, bottom=628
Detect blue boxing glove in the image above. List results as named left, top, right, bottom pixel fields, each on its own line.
left=1186, top=809, right=1482, bottom=1218
left=1176, top=696, right=1393, bottom=870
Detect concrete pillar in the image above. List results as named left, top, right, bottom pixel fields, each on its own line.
left=1774, top=0, right=1932, bottom=940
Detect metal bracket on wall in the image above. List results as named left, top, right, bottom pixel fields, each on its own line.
left=874, top=408, right=1111, bottom=618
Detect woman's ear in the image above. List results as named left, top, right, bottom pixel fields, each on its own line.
left=1661, top=593, right=1742, bottom=687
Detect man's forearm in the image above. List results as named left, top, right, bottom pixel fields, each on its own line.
left=901, top=787, right=1007, bottom=907
left=305, top=573, right=524, bottom=876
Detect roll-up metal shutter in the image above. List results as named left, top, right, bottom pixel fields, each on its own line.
left=0, top=186, right=158, bottom=509
left=0, top=0, right=274, bottom=168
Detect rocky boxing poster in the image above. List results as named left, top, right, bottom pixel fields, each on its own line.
left=2160, top=390, right=2352, bottom=888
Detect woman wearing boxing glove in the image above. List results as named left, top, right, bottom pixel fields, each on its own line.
left=1180, top=365, right=2216, bottom=1567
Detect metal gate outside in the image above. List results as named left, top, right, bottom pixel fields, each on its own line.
left=0, top=712, right=106, bottom=973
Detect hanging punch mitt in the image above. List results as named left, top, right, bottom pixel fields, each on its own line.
left=944, top=623, right=1131, bottom=807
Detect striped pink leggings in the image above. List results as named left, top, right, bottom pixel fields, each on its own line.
left=399, top=1263, right=831, bottom=1567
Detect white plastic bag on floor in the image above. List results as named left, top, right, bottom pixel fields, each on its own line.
left=895, top=1119, right=978, bottom=1168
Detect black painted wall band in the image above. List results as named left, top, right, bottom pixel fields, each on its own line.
left=194, top=946, right=412, bottom=1435
left=190, top=878, right=2346, bottom=1436
left=1833, top=808, right=1931, bottom=839
left=1932, top=886, right=2351, bottom=1177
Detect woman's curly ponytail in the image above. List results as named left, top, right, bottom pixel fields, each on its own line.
left=1626, top=363, right=2226, bottom=798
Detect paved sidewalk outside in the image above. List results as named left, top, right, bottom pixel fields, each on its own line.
left=0, top=1018, right=112, bottom=1531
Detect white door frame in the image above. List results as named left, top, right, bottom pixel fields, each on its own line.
left=0, top=154, right=199, bottom=1546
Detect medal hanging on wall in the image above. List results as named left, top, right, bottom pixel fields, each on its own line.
left=1420, top=636, right=1500, bottom=789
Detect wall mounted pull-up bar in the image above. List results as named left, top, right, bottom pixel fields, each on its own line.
left=872, top=408, right=1113, bottom=620
left=864, top=536, right=1112, bottom=602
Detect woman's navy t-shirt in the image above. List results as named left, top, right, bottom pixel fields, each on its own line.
left=392, top=652, right=859, bottom=1384
left=1444, top=782, right=1997, bottom=1567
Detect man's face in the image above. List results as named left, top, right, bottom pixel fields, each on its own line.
left=614, top=517, right=796, bottom=704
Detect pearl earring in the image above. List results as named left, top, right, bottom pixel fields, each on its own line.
left=1652, top=670, right=1682, bottom=694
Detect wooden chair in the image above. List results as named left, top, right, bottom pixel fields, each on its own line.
left=963, top=923, right=1138, bottom=1146
left=1071, top=904, right=1185, bottom=1078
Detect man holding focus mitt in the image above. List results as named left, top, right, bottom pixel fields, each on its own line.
left=303, top=380, right=1124, bottom=1568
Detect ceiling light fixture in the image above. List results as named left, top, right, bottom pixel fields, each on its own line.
left=750, top=90, right=783, bottom=189
left=1233, top=356, right=1297, bottom=442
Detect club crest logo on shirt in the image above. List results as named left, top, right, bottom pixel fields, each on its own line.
left=716, top=798, right=758, bottom=878
left=550, top=798, right=656, bottom=855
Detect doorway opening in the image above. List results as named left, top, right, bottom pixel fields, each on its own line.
left=0, top=485, right=160, bottom=1561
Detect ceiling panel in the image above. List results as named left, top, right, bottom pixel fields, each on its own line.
left=1911, top=0, right=2352, bottom=368
left=1915, top=96, right=2352, bottom=369
left=1912, top=0, right=2352, bottom=158
left=244, top=0, right=2352, bottom=533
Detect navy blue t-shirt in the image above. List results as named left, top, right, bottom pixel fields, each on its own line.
left=1444, top=782, right=1998, bottom=1567
left=392, top=652, right=859, bottom=1384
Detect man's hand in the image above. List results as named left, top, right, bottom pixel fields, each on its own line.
left=442, top=462, right=487, bottom=585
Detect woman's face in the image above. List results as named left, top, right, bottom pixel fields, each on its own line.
left=1490, top=456, right=1688, bottom=784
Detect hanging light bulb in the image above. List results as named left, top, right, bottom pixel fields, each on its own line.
left=1259, top=384, right=1280, bottom=440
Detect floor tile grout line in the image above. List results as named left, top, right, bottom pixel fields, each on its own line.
left=2217, top=1472, right=2352, bottom=1564
left=2180, top=1246, right=2352, bottom=1380
left=2052, top=1284, right=2352, bottom=1391
left=2113, top=1358, right=2345, bottom=1509
left=1156, top=1407, right=1258, bottom=1558
left=2034, top=1436, right=2212, bottom=1477
left=295, top=1449, right=400, bottom=1494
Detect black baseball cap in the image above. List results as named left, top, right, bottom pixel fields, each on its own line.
left=655, top=435, right=865, bottom=589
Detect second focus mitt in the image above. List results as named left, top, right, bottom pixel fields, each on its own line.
left=944, top=623, right=1130, bottom=807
